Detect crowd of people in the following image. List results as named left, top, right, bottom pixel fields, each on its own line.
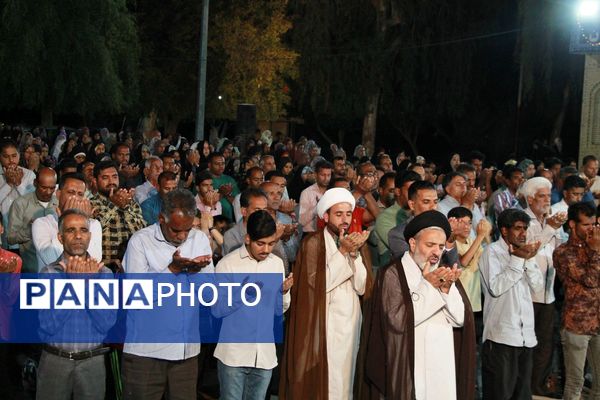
left=0, top=123, right=599, bottom=400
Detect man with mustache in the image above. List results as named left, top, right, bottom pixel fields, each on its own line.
left=281, top=188, right=371, bottom=399
left=0, top=140, right=36, bottom=249
left=121, top=189, right=214, bottom=399
left=90, top=160, right=146, bottom=269
left=366, top=210, right=475, bottom=400
left=554, top=202, right=600, bottom=399
left=521, top=177, right=566, bottom=397
left=480, top=208, right=544, bottom=400
left=36, top=209, right=114, bottom=400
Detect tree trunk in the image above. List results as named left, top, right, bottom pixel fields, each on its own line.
left=41, top=107, right=53, bottom=128
left=362, top=90, right=379, bottom=156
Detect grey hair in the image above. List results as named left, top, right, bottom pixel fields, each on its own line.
left=161, top=189, right=197, bottom=221
left=520, top=176, right=552, bottom=199
left=58, top=209, right=90, bottom=234
left=144, top=155, right=162, bottom=169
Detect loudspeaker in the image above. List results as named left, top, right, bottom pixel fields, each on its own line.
left=236, top=104, right=257, bottom=136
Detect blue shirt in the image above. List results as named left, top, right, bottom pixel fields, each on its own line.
left=140, top=193, right=163, bottom=225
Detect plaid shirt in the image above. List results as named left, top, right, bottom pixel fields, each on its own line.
left=554, top=235, right=600, bottom=335
left=90, top=194, right=147, bottom=264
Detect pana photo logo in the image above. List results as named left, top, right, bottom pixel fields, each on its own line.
left=20, top=278, right=262, bottom=310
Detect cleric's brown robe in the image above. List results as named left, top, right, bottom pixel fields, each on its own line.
left=279, top=230, right=374, bottom=400
left=364, top=260, right=476, bottom=400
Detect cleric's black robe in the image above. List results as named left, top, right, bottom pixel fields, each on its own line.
left=364, top=260, right=476, bottom=400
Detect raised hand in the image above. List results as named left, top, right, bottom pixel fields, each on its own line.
left=218, top=183, right=233, bottom=197
left=587, top=225, right=600, bottom=252
left=279, top=199, right=297, bottom=214
left=422, top=261, right=453, bottom=290
left=109, top=188, right=133, bottom=209
left=282, top=273, right=294, bottom=293
left=476, top=219, right=492, bottom=238
left=338, top=229, right=370, bottom=256
left=60, top=256, right=104, bottom=274
left=547, top=211, right=568, bottom=230
left=509, top=241, right=541, bottom=260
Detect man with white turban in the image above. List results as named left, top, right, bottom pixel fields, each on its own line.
left=280, top=188, right=372, bottom=400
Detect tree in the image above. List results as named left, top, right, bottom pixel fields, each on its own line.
left=207, top=0, right=298, bottom=121
left=0, top=0, right=139, bottom=126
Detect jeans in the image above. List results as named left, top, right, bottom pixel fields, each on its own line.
left=217, top=359, right=273, bottom=400
left=561, top=329, right=600, bottom=400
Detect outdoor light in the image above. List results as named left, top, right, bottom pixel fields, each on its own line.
left=577, top=1, right=600, bottom=19
left=218, top=95, right=222, bottom=100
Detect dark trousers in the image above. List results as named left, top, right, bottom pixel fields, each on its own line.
left=532, top=302, right=555, bottom=394
left=121, top=353, right=198, bottom=400
left=482, top=340, right=533, bottom=400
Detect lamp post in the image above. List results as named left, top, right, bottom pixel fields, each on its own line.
left=571, top=1, right=600, bottom=164
left=195, top=0, right=210, bottom=142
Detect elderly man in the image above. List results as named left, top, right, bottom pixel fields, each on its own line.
left=281, top=188, right=371, bottom=399
left=0, top=140, right=36, bottom=249
left=32, top=172, right=102, bottom=272
left=7, top=167, right=58, bottom=272
left=480, top=208, right=544, bottom=400
left=366, top=210, right=474, bottom=400
left=37, top=209, right=114, bottom=400
left=134, top=156, right=163, bottom=204
left=520, top=177, right=566, bottom=397
left=121, top=189, right=214, bottom=399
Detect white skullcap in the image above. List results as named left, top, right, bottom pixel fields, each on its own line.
left=316, top=188, right=356, bottom=219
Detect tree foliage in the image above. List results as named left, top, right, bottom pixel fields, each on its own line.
left=0, top=0, right=139, bottom=121
left=207, top=0, right=298, bottom=121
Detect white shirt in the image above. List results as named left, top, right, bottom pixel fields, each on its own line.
left=134, top=180, right=157, bottom=205
left=213, top=245, right=290, bottom=369
left=233, top=193, right=243, bottom=223
left=0, top=166, right=35, bottom=249
left=479, top=238, right=544, bottom=348
left=551, top=199, right=568, bottom=214
left=551, top=200, right=569, bottom=243
left=32, top=214, right=103, bottom=271
left=402, top=252, right=464, bottom=400
left=122, top=224, right=214, bottom=361
left=299, top=183, right=323, bottom=233
left=525, top=208, right=560, bottom=304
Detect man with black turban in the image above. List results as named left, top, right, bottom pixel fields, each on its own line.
left=365, top=210, right=476, bottom=400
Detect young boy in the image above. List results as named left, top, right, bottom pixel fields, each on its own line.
left=448, top=206, right=491, bottom=313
